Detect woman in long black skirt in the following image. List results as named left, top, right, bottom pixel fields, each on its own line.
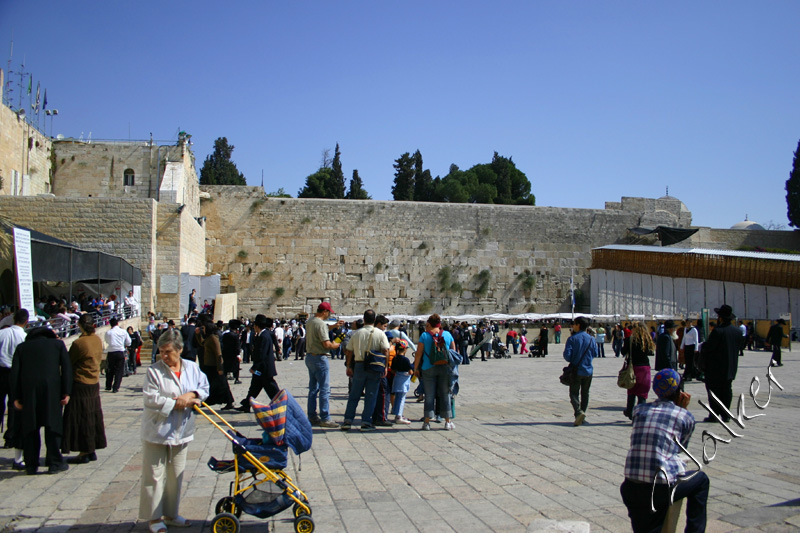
left=62, top=314, right=107, bottom=463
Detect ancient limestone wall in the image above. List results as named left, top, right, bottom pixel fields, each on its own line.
left=0, top=196, right=158, bottom=312
left=0, top=101, right=52, bottom=197
left=200, top=186, right=687, bottom=318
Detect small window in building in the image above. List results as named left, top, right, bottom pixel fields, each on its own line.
left=124, top=168, right=135, bottom=186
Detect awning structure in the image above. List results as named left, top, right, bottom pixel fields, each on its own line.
left=1, top=218, right=142, bottom=286
left=627, top=226, right=698, bottom=246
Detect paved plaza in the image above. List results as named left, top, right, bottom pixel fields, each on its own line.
left=1, top=344, right=798, bottom=532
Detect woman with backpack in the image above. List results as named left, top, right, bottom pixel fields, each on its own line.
left=413, top=314, right=456, bottom=431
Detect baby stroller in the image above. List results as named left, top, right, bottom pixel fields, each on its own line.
left=528, top=345, right=543, bottom=357
left=196, top=389, right=315, bottom=533
left=492, top=338, right=510, bottom=358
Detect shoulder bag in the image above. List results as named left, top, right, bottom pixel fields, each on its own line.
left=617, top=353, right=636, bottom=389
left=363, top=328, right=387, bottom=374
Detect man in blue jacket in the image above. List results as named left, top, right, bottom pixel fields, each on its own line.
left=563, top=316, right=598, bottom=426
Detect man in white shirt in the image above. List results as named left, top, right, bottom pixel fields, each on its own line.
left=273, top=323, right=284, bottom=361
left=0, top=309, right=29, bottom=460
left=105, top=318, right=131, bottom=393
left=737, top=320, right=747, bottom=357
left=679, top=320, right=699, bottom=382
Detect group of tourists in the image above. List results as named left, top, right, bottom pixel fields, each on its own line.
left=0, top=309, right=109, bottom=475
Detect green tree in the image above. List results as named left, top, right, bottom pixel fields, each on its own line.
left=413, top=150, right=433, bottom=201
left=329, top=143, right=346, bottom=199
left=297, top=167, right=334, bottom=198
left=266, top=187, right=291, bottom=198
left=199, top=137, right=246, bottom=185
left=392, top=152, right=415, bottom=201
left=346, top=169, right=371, bottom=199
left=786, top=139, right=800, bottom=228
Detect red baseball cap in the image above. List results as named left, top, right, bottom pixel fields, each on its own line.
left=318, top=302, right=333, bottom=313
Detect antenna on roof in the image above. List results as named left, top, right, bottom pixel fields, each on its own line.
left=666, top=186, right=669, bottom=196
left=261, top=169, right=264, bottom=189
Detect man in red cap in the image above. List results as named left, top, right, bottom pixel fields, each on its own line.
left=304, top=302, right=342, bottom=428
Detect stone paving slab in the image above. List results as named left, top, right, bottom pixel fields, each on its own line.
left=0, top=345, right=798, bottom=532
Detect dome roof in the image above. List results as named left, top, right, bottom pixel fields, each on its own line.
left=731, top=220, right=766, bottom=231
left=657, top=195, right=690, bottom=213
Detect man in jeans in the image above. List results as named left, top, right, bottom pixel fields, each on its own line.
left=341, top=309, right=390, bottom=432
left=562, top=316, right=597, bottom=426
left=304, top=302, right=341, bottom=428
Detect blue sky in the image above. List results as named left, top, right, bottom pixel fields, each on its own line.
left=2, top=2, right=799, bottom=229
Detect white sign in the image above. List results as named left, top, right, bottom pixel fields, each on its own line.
left=160, top=275, right=179, bottom=294
left=13, top=228, right=35, bottom=319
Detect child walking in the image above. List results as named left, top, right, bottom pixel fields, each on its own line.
left=390, top=340, right=413, bottom=424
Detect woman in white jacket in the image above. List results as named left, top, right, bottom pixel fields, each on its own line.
left=139, top=329, right=209, bottom=533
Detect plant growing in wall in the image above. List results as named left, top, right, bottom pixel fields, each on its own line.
left=417, top=299, right=433, bottom=314
left=418, top=242, right=427, bottom=250
left=437, top=266, right=452, bottom=293
left=274, top=287, right=285, bottom=298
left=518, top=269, right=536, bottom=295
left=260, top=269, right=273, bottom=278
left=237, top=249, right=248, bottom=259
left=450, top=281, right=463, bottom=296
left=475, top=269, right=491, bottom=297
left=250, top=198, right=265, bottom=211
left=301, top=216, right=312, bottom=224
left=374, top=262, right=383, bottom=272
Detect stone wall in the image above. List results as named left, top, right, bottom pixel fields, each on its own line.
left=0, top=99, right=52, bottom=197
left=200, top=186, right=690, bottom=317
left=0, top=196, right=158, bottom=312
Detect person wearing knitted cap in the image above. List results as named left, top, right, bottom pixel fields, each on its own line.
left=699, top=304, right=740, bottom=423
left=621, top=368, right=709, bottom=532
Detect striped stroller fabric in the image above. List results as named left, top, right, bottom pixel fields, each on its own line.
left=250, top=390, right=288, bottom=447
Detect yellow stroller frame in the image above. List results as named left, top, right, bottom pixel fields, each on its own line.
left=194, top=402, right=315, bottom=533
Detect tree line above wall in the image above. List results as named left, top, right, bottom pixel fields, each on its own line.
left=199, top=137, right=536, bottom=206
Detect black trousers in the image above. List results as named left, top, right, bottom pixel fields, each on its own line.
left=620, top=473, right=709, bottom=533
left=240, top=373, right=280, bottom=408
left=683, top=345, right=696, bottom=380
left=771, top=345, right=782, bottom=365
left=704, top=377, right=733, bottom=419
left=0, top=367, right=13, bottom=445
left=106, top=351, right=125, bottom=392
left=24, top=426, right=64, bottom=472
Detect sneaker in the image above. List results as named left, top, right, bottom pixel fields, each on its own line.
left=394, top=417, right=411, bottom=425
left=360, top=424, right=376, bottom=432
left=444, top=422, right=455, bottom=431
left=340, top=422, right=352, bottom=431
left=318, top=419, right=340, bottom=429
left=308, top=417, right=322, bottom=427
left=374, top=420, right=393, bottom=427
left=574, top=412, right=586, bottom=426
left=421, top=422, right=431, bottom=431
left=433, top=415, right=443, bottom=423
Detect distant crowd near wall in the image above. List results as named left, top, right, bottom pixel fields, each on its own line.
left=200, top=186, right=702, bottom=318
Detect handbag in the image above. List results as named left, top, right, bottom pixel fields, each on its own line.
left=617, top=355, right=636, bottom=389
left=559, top=365, right=576, bottom=386
left=363, top=329, right=386, bottom=374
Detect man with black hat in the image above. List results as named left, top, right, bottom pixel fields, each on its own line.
left=655, top=320, right=678, bottom=372
left=236, top=314, right=279, bottom=413
left=767, top=319, right=788, bottom=367
left=699, top=304, right=740, bottom=422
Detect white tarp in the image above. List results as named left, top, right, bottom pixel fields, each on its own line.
left=631, top=273, right=643, bottom=315
left=179, top=273, right=221, bottom=317
left=641, top=273, right=654, bottom=316
left=673, top=277, right=688, bottom=317
left=662, top=277, right=675, bottom=316
left=766, top=286, right=789, bottom=318
left=724, top=282, right=746, bottom=318
left=687, top=278, right=705, bottom=313
left=705, top=280, right=724, bottom=312
left=745, top=285, right=767, bottom=320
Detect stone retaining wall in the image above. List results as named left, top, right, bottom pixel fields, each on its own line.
left=200, top=187, right=690, bottom=317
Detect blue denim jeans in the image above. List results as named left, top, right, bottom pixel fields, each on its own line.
left=305, top=354, right=331, bottom=421
left=344, top=363, right=380, bottom=426
left=422, top=364, right=451, bottom=420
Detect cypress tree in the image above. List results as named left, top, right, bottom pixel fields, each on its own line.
left=786, top=139, right=800, bottom=228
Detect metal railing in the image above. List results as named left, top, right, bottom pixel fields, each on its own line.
left=24, top=304, right=140, bottom=338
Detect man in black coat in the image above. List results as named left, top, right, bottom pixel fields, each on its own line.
left=700, top=305, right=741, bottom=423
left=10, top=327, right=72, bottom=475
left=236, top=315, right=279, bottom=413
left=655, top=320, right=678, bottom=371
left=767, top=319, right=787, bottom=367
left=180, top=317, right=198, bottom=361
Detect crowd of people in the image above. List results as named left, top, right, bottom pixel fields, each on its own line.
left=0, top=294, right=792, bottom=533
